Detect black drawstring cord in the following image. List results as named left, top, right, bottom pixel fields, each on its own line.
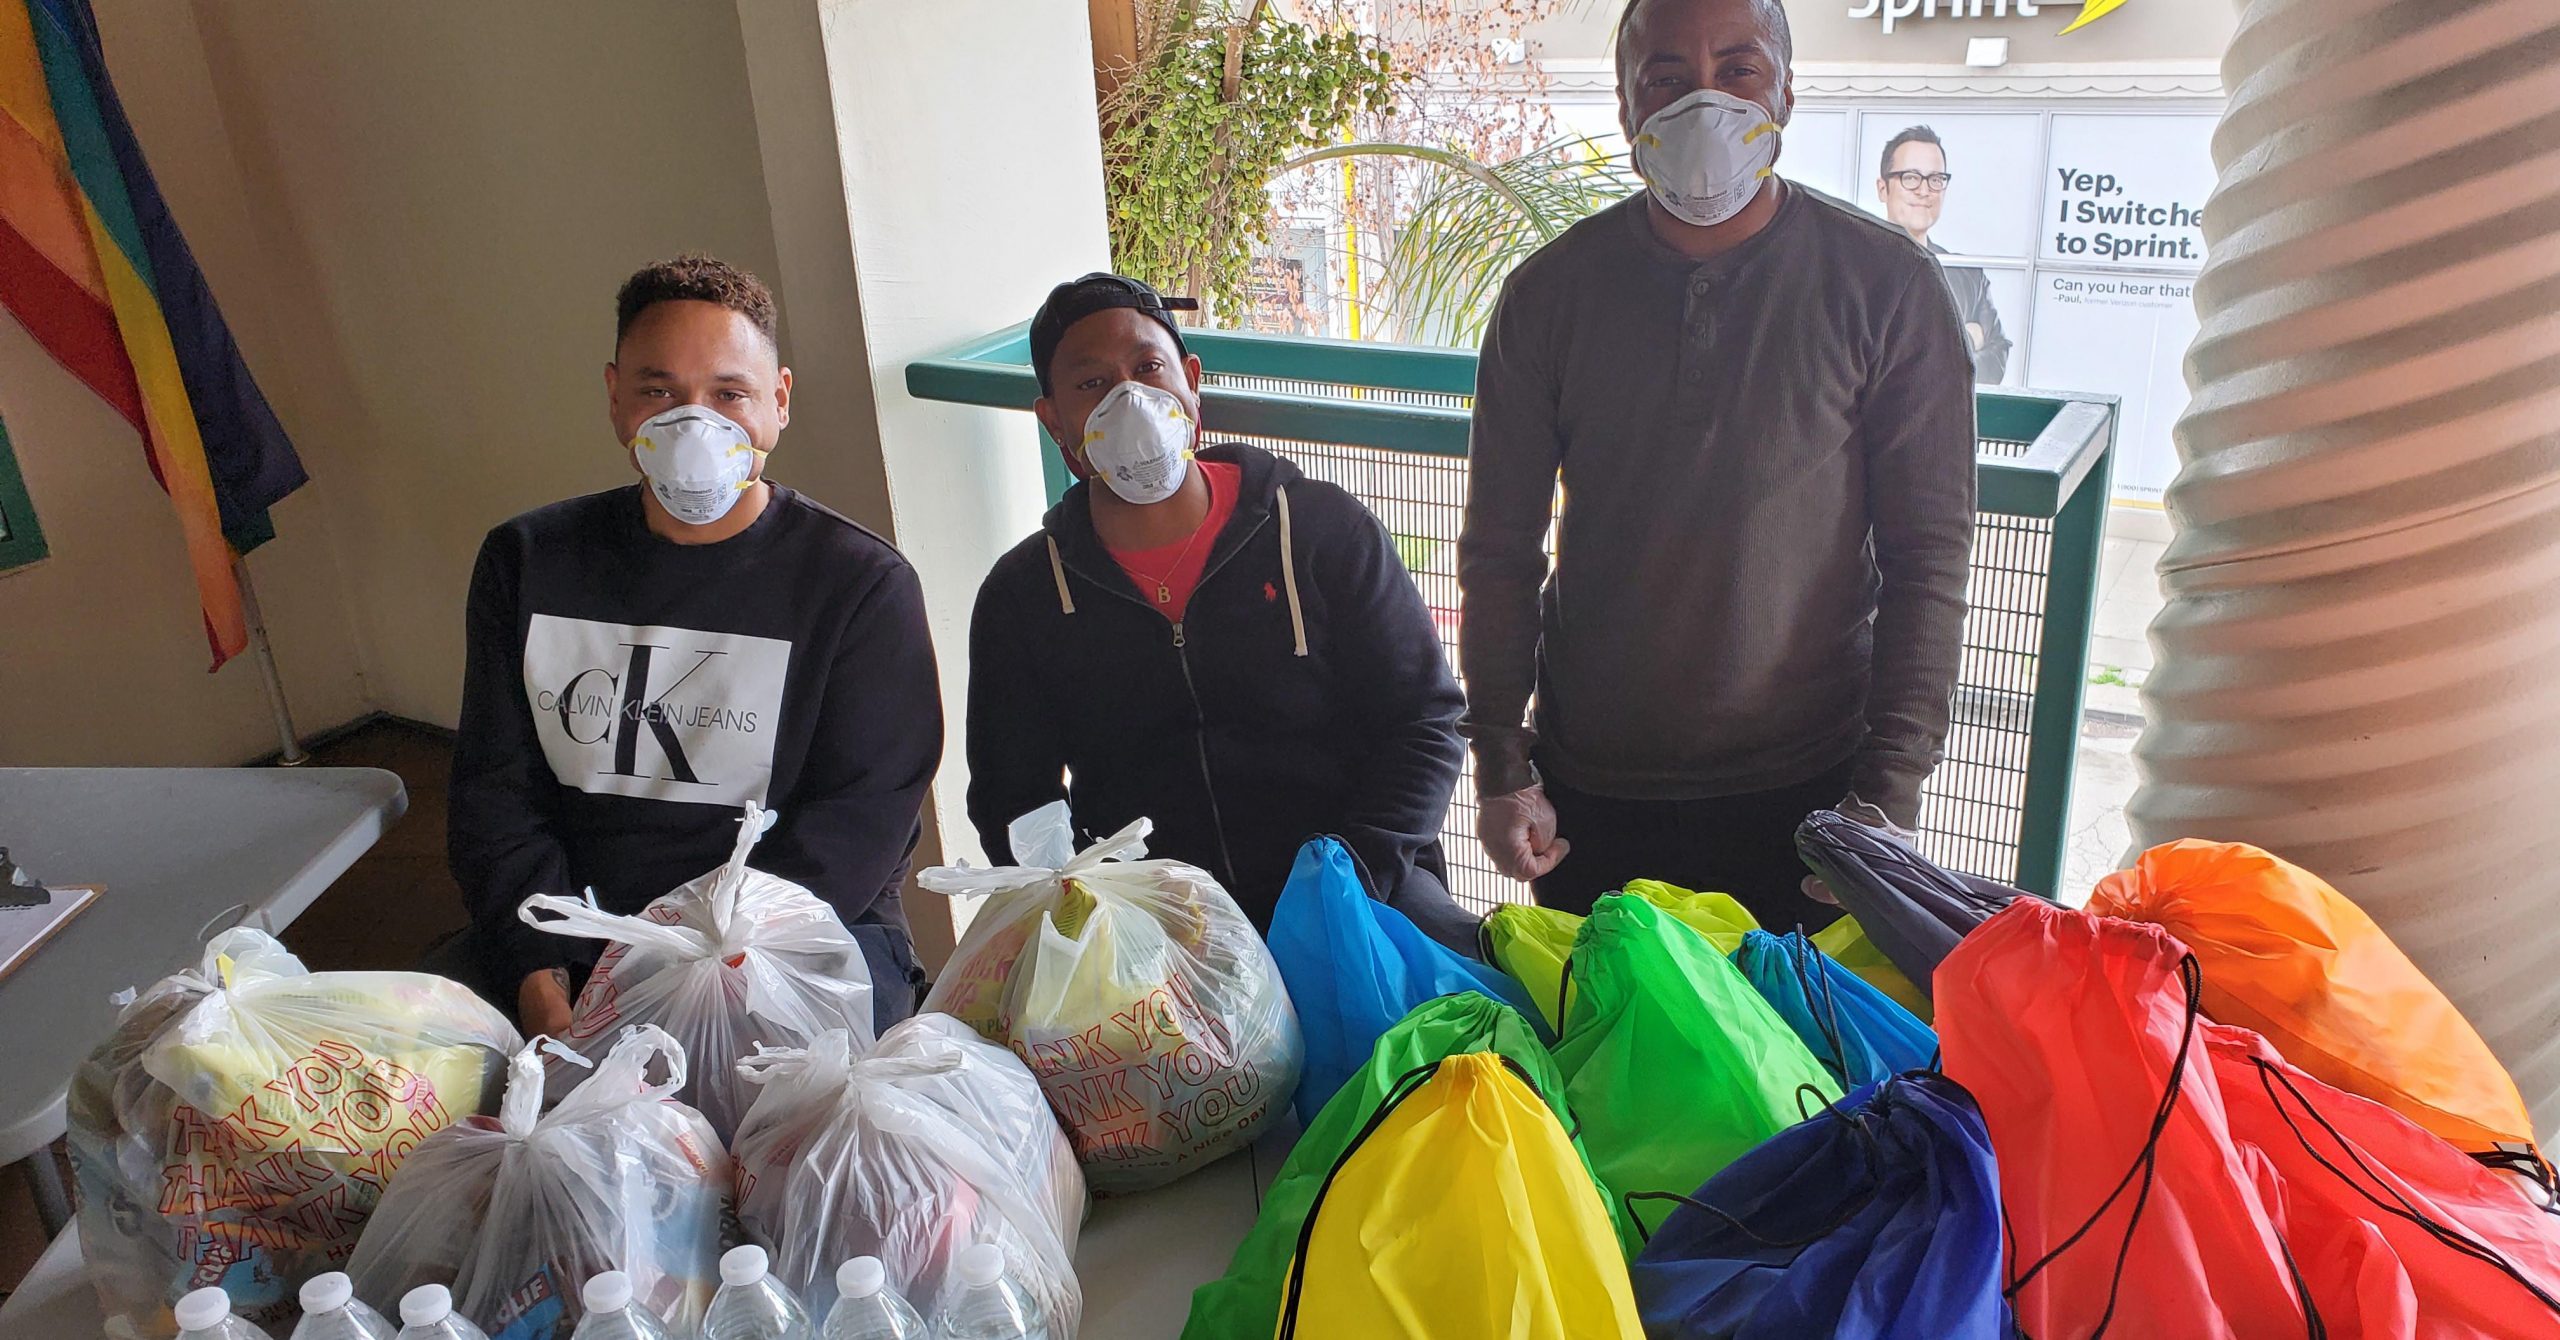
left=1786, top=934, right=1855, bottom=1083
left=1275, top=1059, right=1444, bottom=1339
left=2251, top=1055, right=2560, bottom=1316
left=2473, top=1146, right=2560, bottom=1216
left=1274, top=1051, right=1574, bottom=1337
left=1629, top=1082, right=1892, bottom=1250
left=2005, top=954, right=2207, bottom=1339
left=1555, top=953, right=1574, bottom=1033
left=2274, top=1228, right=2330, bottom=1340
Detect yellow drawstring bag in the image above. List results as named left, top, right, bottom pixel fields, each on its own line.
left=1273, top=1051, right=1643, bottom=1340
left=1811, top=915, right=1934, bottom=1022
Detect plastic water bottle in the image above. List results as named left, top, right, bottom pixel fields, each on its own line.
left=932, top=1245, right=1045, bottom=1340
left=574, top=1271, right=671, bottom=1340
left=821, top=1257, right=927, bottom=1340
left=173, top=1288, right=276, bottom=1340
left=703, top=1244, right=813, bottom=1340
left=393, top=1285, right=489, bottom=1340
left=289, top=1274, right=393, bottom=1340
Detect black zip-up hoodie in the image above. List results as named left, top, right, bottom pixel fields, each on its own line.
left=965, top=443, right=1473, bottom=939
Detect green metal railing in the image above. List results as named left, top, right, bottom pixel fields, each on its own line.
left=910, top=323, right=2116, bottom=908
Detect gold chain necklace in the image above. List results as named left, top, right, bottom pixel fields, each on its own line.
left=1126, top=518, right=1210, bottom=605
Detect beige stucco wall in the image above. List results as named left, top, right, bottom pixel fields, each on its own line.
left=180, top=0, right=797, bottom=731
left=1532, top=0, right=2236, bottom=69
left=0, top=1, right=928, bottom=765
left=0, top=0, right=372, bottom=766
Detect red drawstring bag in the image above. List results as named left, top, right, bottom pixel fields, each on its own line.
left=1938, top=899, right=2318, bottom=1339
left=2207, top=1023, right=2560, bottom=1339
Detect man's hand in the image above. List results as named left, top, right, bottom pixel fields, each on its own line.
left=1801, top=796, right=1916, bottom=907
left=1480, top=784, right=1570, bottom=883
left=518, top=967, right=575, bottom=1039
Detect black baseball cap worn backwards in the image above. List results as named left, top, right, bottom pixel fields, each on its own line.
left=1028, top=272, right=1200, bottom=396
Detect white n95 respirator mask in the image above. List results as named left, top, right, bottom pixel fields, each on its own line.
left=630, top=405, right=765, bottom=526
left=1631, top=89, right=1782, bottom=228
left=1080, top=381, right=1195, bottom=506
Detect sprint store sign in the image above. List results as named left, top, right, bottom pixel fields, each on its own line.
left=1849, top=0, right=2100, bottom=36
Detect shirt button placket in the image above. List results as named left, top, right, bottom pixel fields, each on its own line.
left=1681, top=273, right=1717, bottom=408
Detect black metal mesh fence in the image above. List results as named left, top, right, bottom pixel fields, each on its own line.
left=1208, top=372, right=2049, bottom=913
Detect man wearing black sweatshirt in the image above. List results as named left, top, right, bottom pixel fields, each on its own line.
left=965, top=273, right=1478, bottom=950
left=444, top=254, right=941, bottom=1035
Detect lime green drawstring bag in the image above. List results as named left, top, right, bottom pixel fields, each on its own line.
left=1484, top=884, right=1764, bottom=1033
left=1483, top=903, right=1584, bottom=1034
left=1553, top=894, right=1841, bottom=1234
left=1623, top=880, right=1760, bottom=951
left=1181, top=993, right=1636, bottom=1339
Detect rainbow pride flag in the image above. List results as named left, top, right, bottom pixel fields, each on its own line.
left=0, top=0, right=304, bottom=668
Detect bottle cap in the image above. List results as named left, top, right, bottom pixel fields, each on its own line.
left=173, top=1288, right=232, bottom=1333
left=719, top=1244, right=771, bottom=1288
left=581, top=1271, right=634, bottom=1315
left=300, top=1273, right=356, bottom=1315
left=956, top=1243, right=1007, bottom=1290
left=835, top=1256, right=886, bottom=1300
left=400, top=1284, right=455, bottom=1328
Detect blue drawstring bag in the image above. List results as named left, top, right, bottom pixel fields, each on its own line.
left=1629, top=1072, right=2008, bottom=1340
left=1733, top=930, right=1938, bottom=1090
left=1266, top=836, right=1542, bottom=1122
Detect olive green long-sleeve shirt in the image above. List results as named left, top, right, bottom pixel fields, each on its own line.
left=1457, top=185, right=1977, bottom=827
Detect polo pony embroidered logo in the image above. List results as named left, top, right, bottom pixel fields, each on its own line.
left=1264, top=581, right=1279, bottom=603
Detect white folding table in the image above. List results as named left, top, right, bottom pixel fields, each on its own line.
left=0, top=767, right=409, bottom=1232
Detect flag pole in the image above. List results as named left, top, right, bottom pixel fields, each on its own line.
left=232, top=555, right=308, bottom=766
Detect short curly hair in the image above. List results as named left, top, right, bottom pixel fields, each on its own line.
left=614, top=253, right=778, bottom=351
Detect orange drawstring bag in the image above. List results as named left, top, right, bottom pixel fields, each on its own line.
left=1939, top=899, right=2319, bottom=1339
left=2090, top=841, right=2541, bottom=1177
left=2207, top=1022, right=2560, bottom=1339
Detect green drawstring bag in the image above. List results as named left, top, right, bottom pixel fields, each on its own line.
left=1553, top=894, right=1841, bottom=1234
left=1483, top=884, right=1763, bottom=1033
left=1181, top=993, right=1637, bottom=1339
left=1483, top=903, right=1585, bottom=1033
left=1623, top=880, right=1761, bottom=951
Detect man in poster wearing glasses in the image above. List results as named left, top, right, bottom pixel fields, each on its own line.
left=1879, top=124, right=2010, bottom=385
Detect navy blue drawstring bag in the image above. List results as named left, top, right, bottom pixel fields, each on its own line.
left=1794, top=810, right=2026, bottom=1000
left=1267, top=836, right=1543, bottom=1123
left=1733, top=930, right=1938, bottom=1090
left=1628, top=1071, right=2008, bottom=1340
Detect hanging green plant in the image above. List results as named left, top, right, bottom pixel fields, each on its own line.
left=1102, top=0, right=1400, bottom=320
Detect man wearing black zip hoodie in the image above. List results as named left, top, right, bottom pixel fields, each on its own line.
left=965, top=273, right=1479, bottom=950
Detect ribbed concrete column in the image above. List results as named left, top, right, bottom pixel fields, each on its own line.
left=2133, top=0, right=2560, bottom=1133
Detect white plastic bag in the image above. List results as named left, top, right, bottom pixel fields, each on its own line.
left=68, top=929, right=519, bottom=1338
left=343, top=1026, right=727, bottom=1339
left=918, top=807, right=1302, bottom=1193
left=519, top=804, right=873, bottom=1141
left=731, top=1015, right=1085, bottom=1328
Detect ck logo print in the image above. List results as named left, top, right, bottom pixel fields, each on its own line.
left=523, top=613, right=790, bottom=806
